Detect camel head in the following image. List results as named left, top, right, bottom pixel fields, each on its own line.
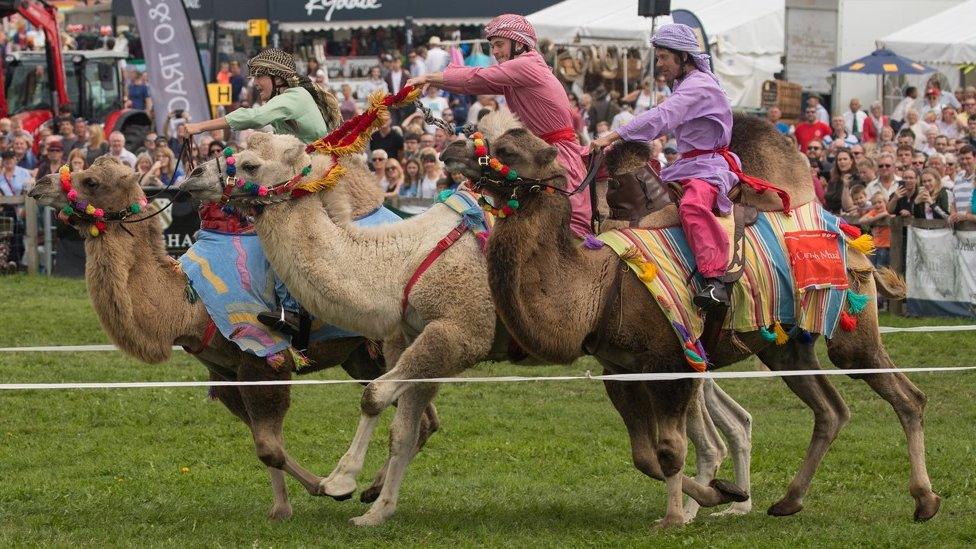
left=28, top=156, right=145, bottom=233
left=441, top=110, right=565, bottom=209
left=182, top=132, right=312, bottom=205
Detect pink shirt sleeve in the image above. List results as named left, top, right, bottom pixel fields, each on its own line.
left=616, top=79, right=711, bottom=142
left=441, top=56, right=538, bottom=95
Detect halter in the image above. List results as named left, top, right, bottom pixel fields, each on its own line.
left=467, top=131, right=601, bottom=218
left=56, top=165, right=149, bottom=237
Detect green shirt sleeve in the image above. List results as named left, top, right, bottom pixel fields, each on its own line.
left=225, top=89, right=304, bottom=131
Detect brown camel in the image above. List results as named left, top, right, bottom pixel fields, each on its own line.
left=439, top=110, right=940, bottom=527
left=27, top=157, right=440, bottom=520
left=179, top=132, right=753, bottom=526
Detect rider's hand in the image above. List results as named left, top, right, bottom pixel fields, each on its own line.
left=183, top=123, right=199, bottom=135
left=406, top=75, right=428, bottom=90
left=591, top=131, right=620, bottom=152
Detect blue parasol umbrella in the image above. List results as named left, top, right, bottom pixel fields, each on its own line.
left=830, top=48, right=935, bottom=113
left=829, top=47, right=935, bottom=75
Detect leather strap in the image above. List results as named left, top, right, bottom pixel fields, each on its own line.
left=681, top=147, right=791, bottom=213
left=402, top=222, right=469, bottom=313
left=183, top=318, right=218, bottom=355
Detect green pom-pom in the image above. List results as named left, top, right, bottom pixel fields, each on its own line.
left=505, top=170, right=518, bottom=181
left=62, top=206, right=74, bottom=215
left=244, top=182, right=255, bottom=192
left=507, top=199, right=519, bottom=209
left=223, top=147, right=233, bottom=157
left=301, top=165, right=312, bottom=176
left=437, top=189, right=453, bottom=202
left=130, top=203, right=141, bottom=214
left=846, top=289, right=870, bottom=314
left=759, top=326, right=777, bottom=342
left=684, top=348, right=704, bottom=364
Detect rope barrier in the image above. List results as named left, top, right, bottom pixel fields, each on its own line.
left=2, top=324, right=974, bottom=354
left=0, top=366, right=972, bottom=392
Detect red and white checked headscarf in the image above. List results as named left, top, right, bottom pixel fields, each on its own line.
left=484, top=14, right=537, bottom=50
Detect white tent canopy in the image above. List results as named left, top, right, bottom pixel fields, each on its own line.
left=526, top=0, right=784, bottom=107
left=879, top=0, right=976, bottom=66
left=878, top=0, right=976, bottom=93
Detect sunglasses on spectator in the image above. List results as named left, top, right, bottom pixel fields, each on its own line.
left=912, top=160, right=924, bottom=165
left=385, top=167, right=398, bottom=172
left=371, top=156, right=385, bottom=161
left=878, top=163, right=893, bottom=168
left=808, top=146, right=822, bottom=151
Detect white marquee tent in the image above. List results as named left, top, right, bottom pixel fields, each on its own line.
left=526, top=0, right=785, bottom=107
left=878, top=0, right=976, bottom=92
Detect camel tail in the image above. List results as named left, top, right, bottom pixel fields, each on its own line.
left=873, top=268, right=907, bottom=300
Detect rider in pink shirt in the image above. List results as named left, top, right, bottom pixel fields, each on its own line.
left=407, top=14, right=593, bottom=238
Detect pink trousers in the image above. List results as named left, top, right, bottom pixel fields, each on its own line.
left=679, top=178, right=729, bottom=278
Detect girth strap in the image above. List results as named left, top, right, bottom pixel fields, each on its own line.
left=183, top=318, right=218, bottom=355
left=402, top=222, right=469, bottom=313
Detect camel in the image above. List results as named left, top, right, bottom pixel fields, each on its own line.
left=439, top=109, right=940, bottom=527
left=27, top=156, right=440, bottom=520
left=179, top=132, right=753, bottom=527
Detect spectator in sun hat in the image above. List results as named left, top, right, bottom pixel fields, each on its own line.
left=425, top=36, right=450, bottom=74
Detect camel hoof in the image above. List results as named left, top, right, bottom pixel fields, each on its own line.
left=711, top=500, right=752, bottom=517
left=767, top=498, right=803, bottom=516
left=914, top=493, right=941, bottom=522
left=360, top=485, right=382, bottom=503
left=350, top=511, right=389, bottom=527
left=267, top=503, right=293, bottom=521
left=653, top=514, right=689, bottom=529
left=710, top=478, right=749, bottom=503
left=317, top=476, right=356, bottom=501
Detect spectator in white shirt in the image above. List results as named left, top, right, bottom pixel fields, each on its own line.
left=842, top=98, right=868, bottom=139
left=408, top=48, right=427, bottom=78
left=357, top=66, right=387, bottom=100
left=424, top=37, right=450, bottom=74
left=107, top=131, right=137, bottom=169
left=936, top=107, right=964, bottom=139
left=807, top=94, right=830, bottom=124
left=864, top=151, right=901, bottom=201
left=891, top=86, right=918, bottom=128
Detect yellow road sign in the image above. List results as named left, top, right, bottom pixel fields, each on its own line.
left=247, top=19, right=269, bottom=47
left=208, top=83, right=233, bottom=107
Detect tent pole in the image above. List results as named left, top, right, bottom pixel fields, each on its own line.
left=623, top=49, right=629, bottom=95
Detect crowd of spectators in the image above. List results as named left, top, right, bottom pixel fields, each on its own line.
left=773, top=76, right=976, bottom=269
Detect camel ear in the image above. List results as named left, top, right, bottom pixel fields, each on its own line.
left=539, top=145, right=558, bottom=166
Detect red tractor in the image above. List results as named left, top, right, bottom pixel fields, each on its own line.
left=0, top=0, right=150, bottom=148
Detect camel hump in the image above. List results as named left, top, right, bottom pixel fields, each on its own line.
left=731, top=113, right=816, bottom=211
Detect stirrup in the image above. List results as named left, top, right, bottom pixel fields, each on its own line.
left=257, top=307, right=300, bottom=337
left=693, top=283, right=729, bottom=311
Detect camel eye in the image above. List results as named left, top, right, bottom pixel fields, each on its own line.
left=82, top=178, right=98, bottom=190
left=241, top=162, right=260, bottom=172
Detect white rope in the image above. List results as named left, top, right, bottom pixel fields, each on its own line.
left=0, top=365, right=972, bottom=391
left=1, top=325, right=973, bottom=353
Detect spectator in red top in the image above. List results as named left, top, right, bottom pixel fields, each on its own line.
left=862, top=101, right=889, bottom=144
left=795, top=105, right=832, bottom=153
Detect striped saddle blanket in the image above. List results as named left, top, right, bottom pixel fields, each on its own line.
left=597, top=202, right=857, bottom=368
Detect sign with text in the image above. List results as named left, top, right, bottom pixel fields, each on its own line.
left=207, top=83, right=233, bottom=106
left=130, top=0, right=211, bottom=137
left=906, top=227, right=976, bottom=317
left=247, top=18, right=269, bottom=47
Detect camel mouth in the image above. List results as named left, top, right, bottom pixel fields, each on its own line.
left=179, top=175, right=223, bottom=203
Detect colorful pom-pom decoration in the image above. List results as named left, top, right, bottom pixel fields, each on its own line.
left=759, top=325, right=777, bottom=342
left=839, top=310, right=858, bottom=332
left=67, top=189, right=78, bottom=201
left=225, top=156, right=235, bottom=166
left=846, top=289, right=870, bottom=314
left=223, top=147, right=233, bottom=157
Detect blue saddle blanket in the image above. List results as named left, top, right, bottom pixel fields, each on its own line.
left=179, top=206, right=402, bottom=357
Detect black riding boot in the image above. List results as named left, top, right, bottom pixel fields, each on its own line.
left=693, top=278, right=730, bottom=310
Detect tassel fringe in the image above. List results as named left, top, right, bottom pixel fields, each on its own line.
left=684, top=348, right=707, bottom=372
left=846, top=289, right=870, bottom=314
left=759, top=325, right=777, bottom=342
left=773, top=321, right=789, bottom=345
left=847, top=234, right=875, bottom=255
left=839, top=222, right=862, bottom=239
left=839, top=310, right=858, bottom=332
left=582, top=234, right=604, bottom=250
left=637, top=261, right=657, bottom=283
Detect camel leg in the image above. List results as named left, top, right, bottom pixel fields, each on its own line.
left=361, top=404, right=440, bottom=504
left=602, top=377, right=749, bottom=527
left=826, top=295, right=939, bottom=521
left=702, top=379, right=753, bottom=517
left=758, top=340, right=851, bottom=517
left=320, top=320, right=474, bottom=503
left=350, top=384, right=438, bottom=527
left=682, top=384, right=728, bottom=522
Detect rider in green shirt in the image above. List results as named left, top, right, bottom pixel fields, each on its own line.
left=185, top=48, right=340, bottom=142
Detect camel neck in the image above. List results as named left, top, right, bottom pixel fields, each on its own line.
left=84, top=213, right=202, bottom=363
left=486, top=192, right=606, bottom=363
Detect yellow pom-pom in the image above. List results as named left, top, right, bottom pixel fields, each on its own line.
left=89, top=226, right=100, bottom=237
left=637, top=261, right=657, bottom=283
left=773, top=321, right=789, bottom=345
left=85, top=204, right=95, bottom=215
left=848, top=234, right=875, bottom=255
left=59, top=165, right=70, bottom=176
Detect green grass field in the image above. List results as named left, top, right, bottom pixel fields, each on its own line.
left=1, top=275, right=974, bottom=547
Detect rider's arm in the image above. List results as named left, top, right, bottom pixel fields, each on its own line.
left=225, top=91, right=302, bottom=132
left=616, top=82, right=710, bottom=143
left=440, top=55, right=540, bottom=95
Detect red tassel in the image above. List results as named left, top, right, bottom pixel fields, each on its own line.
left=839, top=223, right=862, bottom=239
left=839, top=310, right=858, bottom=332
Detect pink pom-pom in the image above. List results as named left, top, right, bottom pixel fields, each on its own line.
left=257, top=186, right=268, bottom=197
left=225, top=156, right=236, bottom=166
left=93, top=208, right=104, bottom=218
left=67, top=189, right=78, bottom=201
left=236, top=178, right=245, bottom=187
left=139, top=197, right=148, bottom=207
